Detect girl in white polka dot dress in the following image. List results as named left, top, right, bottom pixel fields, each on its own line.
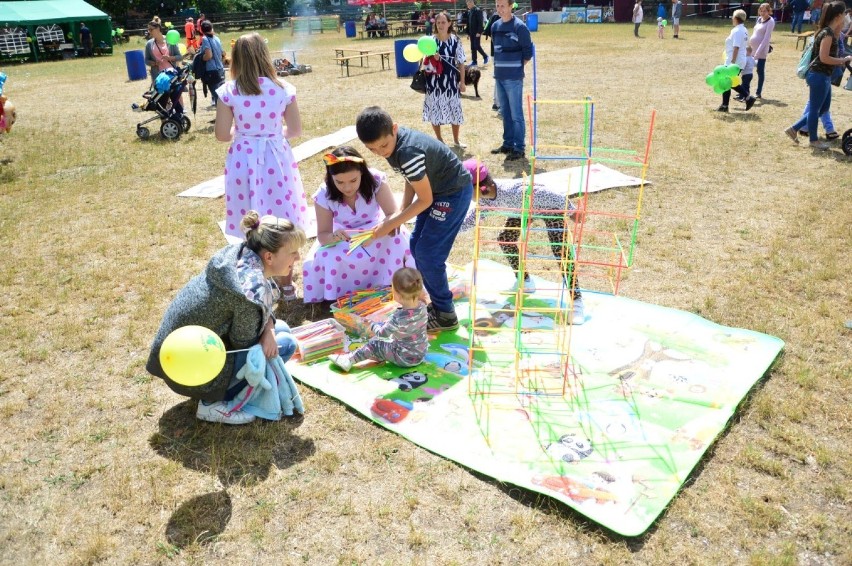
left=301, top=146, right=414, bottom=304
left=215, top=33, right=309, bottom=299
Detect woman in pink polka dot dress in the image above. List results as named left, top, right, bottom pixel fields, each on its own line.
left=215, top=33, right=309, bottom=299
left=301, top=146, right=414, bottom=303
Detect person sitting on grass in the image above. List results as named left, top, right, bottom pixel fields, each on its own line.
left=301, top=146, right=414, bottom=304
left=329, top=267, right=428, bottom=373
left=146, top=211, right=305, bottom=425
left=460, top=160, right=585, bottom=324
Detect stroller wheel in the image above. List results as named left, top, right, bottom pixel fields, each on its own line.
left=842, top=128, right=852, bottom=157
left=160, top=119, right=182, bottom=141
left=181, top=115, right=192, bottom=133
left=136, top=126, right=150, bottom=140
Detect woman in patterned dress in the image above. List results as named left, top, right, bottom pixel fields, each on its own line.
left=215, top=33, right=309, bottom=301
left=423, top=11, right=467, bottom=148
left=301, top=146, right=414, bottom=304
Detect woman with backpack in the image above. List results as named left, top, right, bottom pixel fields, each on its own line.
left=199, top=20, right=225, bottom=109
left=785, top=2, right=852, bottom=150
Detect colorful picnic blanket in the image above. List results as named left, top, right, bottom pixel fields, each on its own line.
left=288, top=261, right=783, bottom=536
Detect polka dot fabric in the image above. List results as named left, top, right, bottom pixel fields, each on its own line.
left=301, top=170, right=414, bottom=303
left=216, top=78, right=309, bottom=238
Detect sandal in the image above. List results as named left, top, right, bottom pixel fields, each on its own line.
left=826, top=132, right=840, bottom=141
left=278, top=284, right=298, bottom=302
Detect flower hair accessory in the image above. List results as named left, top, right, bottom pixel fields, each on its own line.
left=323, top=153, right=364, bottom=167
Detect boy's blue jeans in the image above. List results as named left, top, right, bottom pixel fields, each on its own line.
left=495, top=78, right=526, bottom=153
left=409, top=182, right=473, bottom=314
left=791, top=71, right=832, bottom=142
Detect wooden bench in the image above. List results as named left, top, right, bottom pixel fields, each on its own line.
left=334, top=47, right=373, bottom=67
left=335, top=50, right=392, bottom=77
left=796, top=30, right=814, bottom=50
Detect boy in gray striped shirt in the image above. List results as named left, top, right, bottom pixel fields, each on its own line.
left=356, top=106, right=473, bottom=333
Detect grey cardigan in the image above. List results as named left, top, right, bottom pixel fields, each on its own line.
left=146, top=244, right=272, bottom=402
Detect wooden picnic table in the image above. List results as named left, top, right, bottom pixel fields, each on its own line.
left=334, top=49, right=392, bottom=77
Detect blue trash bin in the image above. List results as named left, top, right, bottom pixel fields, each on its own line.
left=125, top=49, right=147, bottom=81
left=395, top=39, right=419, bottom=78
left=345, top=21, right=357, bottom=38
left=527, top=13, right=539, bottom=32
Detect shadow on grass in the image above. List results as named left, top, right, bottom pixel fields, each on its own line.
left=754, top=98, right=789, bottom=108
left=150, top=400, right=315, bottom=548
left=716, top=112, right=762, bottom=122
left=165, top=490, right=232, bottom=547
left=150, top=400, right=315, bottom=488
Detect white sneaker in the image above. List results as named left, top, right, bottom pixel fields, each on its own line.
left=196, top=401, right=256, bottom=425
left=329, top=353, right=353, bottom=372
left=510, top=276, right=536, bottom=293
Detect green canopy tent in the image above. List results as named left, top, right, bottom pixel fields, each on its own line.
left=0, top=0, right=113, bottom=62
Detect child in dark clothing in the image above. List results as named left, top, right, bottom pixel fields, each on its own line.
left=356, top=106, right=473, bottom=333
left=329, top=268, right=428, bottom=372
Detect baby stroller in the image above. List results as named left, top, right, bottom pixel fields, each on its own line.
left=843, top=128, right=852, bottom=156
left=133, top=65, right=195, bottom=141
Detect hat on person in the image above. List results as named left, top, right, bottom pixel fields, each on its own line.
left=463, top=159, right=493, bottom=192
left=186, top=17, right=194, bottom=22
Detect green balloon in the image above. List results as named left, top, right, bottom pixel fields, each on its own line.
left=725, top=64, right=740, bottom=77
left=713, top=64, right=727, bottom=76
left=166, top=29, right=180, bottom=46
left=705, top=73, right=716, bottom=87
left=417, top=35, right=438, bottom=57
left=662, top=19, right=668, bottom=26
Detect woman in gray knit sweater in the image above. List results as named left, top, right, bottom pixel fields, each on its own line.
left=147, top=210, right=306, bottom=424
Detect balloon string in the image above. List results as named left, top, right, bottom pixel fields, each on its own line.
left=226, top=348, right=251, bottom=354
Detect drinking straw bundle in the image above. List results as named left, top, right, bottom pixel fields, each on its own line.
left=319, top=229, right=375, bottom=256
left=331, top=287, right=399, bottom=336
left=290, top=319, right=346, bottom=363
left=345, top=230, right=373, bottom=256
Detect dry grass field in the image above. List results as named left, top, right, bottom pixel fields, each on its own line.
left=0, top=19, right=850, bottom=565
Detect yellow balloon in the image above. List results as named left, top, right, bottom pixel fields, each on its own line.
left=178, top=43, right=187, bottom=56
left=403, top=43, right=423, bottom=63
left=730, top=75, right=742, bottom=87
left=160, top=325, right=226, bottom=387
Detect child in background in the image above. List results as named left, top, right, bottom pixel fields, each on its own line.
left=657, top=17, right=665, bottom=39
left=329, top=268, right=428, bottom=372
left=736, top=46, right=756, bottom=100
left=356, top=106, right=473, bottom=333
left=301, top=146, right=413, bottom=304
left=215, top=33, right=309, bottom=301
left=460, top=160, right=585, bottom=324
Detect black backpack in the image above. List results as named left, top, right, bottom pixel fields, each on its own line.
left=192, top=49, right=206, bottom=79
